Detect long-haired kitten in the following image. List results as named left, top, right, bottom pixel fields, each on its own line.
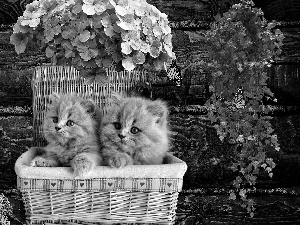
left=30, top=93, right=102, bottom=177
left=100, top=94, right=169, bottom=168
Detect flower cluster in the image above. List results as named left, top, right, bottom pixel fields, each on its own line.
left=10, top=0, right=175, bottom=76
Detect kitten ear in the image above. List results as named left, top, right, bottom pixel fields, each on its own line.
left=147, top=100, right=168, bottom=126
left=81, top=99, right=96, bottom=114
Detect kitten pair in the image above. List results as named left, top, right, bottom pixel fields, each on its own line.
left=30, top=93, right=169, bottom=178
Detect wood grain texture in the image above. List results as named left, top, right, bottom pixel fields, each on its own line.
left=0, top=0, right=31, bottom=25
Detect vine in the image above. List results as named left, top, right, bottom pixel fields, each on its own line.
left=186, top=0, right=284, bottom=215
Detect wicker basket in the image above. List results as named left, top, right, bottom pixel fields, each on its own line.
left=15, top=65, right=187, bottom=225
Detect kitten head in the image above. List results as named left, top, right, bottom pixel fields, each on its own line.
left=43, top=93, right=99, bottom=145
left=101, top=94, right=169, bottom=161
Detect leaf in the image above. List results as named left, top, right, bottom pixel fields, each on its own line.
left=95, top=3, right=107, bottom=14
left=122, top=57, right=136, bottom=71
left=163, top=34, right=172, bottom=45
left=229, top=192, right=236, bottom=200
left=15, top=41, right=27, bottom=54
left=153, top=24, right=162, bottom=37
left=62, top=41, right=73, bottom=50
left=153, top=58, right=164, bottom=71
left=130, top=38, right=141, bottom=51
left=72, top=4, right=82, bottom=14
left=10, top=33, right=23, bottom=46
left=91, top=16, right=103, bottom=28
left=150, top=46, right=160, bottom=58
left=184, top=31, right=204, bottom=43
left=82, top=4, right=96, bottom=15
left=72, top=55, right=81, bottom=65
left=98, top=31, right=106, bottom=44
left=104, top=26, right=116, bottom=37
left=13, top=23, right=29, bottom=33
left=10, top=33, right=28, bottom=54
left=112, top=52, right=122, bottom=63
left=29, top=18, right=41, bottom=28
left=95, top=58, right=103, bottom=67
left=161, top=22, right=171, bottom=34
left=135, top=6, right=146, bottom=17
left=95, top=73, right=109, bottom=85
left=164, top=43, right=173, bottom=57
left=61, top=28, right=77, bottom=40
left=79, top=48, right=98, bottom=61
left=102, top=56, right=113, bottom=68
left=84, top=76, right=96, bottom=85
left=140, top=41, right=150, bottom=53
left=116, top=20, right=132, bottom=31
left=267, top=22, right=276, bottom=30
left=117, top=0, right=129, bottom=7
left=79, top=30, right=91, bottom=42
left=121, top=41, right=132, bottom=55
left=132, top=51, right=146, bottom=65
left=45, top=46, right=55, bottom=58
left=65, top=49, right=74, bottom=58
left=57, top=57, right=71, bottom=65
left=53, top=25, right=62, bottom=35
left=115, top=5, right=127, bottom=16
left=54, top=36, right=64, bottom=44
left=101, top=13, right=112, bottom=27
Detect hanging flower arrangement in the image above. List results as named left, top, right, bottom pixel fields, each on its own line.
left=10, top=0, right=175, bottom=82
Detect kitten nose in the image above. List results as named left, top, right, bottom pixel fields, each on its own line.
left=118, top=134, right=125, bottom=139
left=55, top=126, right=61, bottom=131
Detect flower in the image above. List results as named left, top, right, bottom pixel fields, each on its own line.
left=10, top=0, right=175, bottom=82
left=236, top=134, right=244, bottom=143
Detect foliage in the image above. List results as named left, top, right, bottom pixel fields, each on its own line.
left=186, top=0, right=284, bottom=216
left=0, top=193, right=12, bottom=225
left=9, top=0, right=175, bottom=83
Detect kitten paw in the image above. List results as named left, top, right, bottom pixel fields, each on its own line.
left=72, top=155, right=93, bottom=178
left=30, top=156, right=52, bottom=167
left=108, top=153, right=132, bottom=168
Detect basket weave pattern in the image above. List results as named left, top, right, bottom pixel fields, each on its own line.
left=15, top=66, right=187, bottom=225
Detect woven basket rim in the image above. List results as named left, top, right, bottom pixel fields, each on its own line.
left=15, top=148, right=187, bottom=180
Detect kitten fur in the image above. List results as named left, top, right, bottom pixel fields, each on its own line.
left=100, top=94, right=169, bottom=168
left=30, top=93, right=102, bottom=177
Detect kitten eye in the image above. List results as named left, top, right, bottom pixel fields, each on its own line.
left=113, top=122, right=121, bottom=130
left=52, top=117, right=58, bottom=123
left=66, top=120, right=74, bottom=126
left=130, top=127, right=140, bottom=134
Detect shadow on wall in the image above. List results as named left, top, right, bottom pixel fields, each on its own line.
left=268, top=64, right=300, bottom=106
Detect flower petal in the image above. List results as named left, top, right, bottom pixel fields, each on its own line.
left=122, top=56, right=136, bottom=71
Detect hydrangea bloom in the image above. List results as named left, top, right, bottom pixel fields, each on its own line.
left=10, top=0, right=175, bottom=76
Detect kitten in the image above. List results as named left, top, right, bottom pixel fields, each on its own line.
left=30, top=93, right=102, bottom=177
left=100, top=94, right=169, bottom=168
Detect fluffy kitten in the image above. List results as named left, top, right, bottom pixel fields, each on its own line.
left=100, top=94, right=169, bottom=168
left=30, top=93, right=102, bottom=177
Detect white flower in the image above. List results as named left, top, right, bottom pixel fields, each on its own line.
left=236, top=135, right=244, bottom=143
left=247, top=135, right=256, bottom=141
left=220, top=121, right=227, bottom=126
